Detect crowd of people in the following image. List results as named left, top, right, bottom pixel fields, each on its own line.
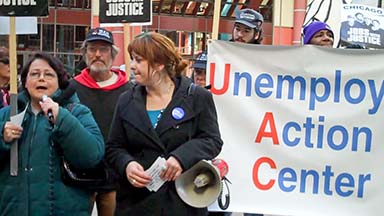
left=0, top=7, right=360, bottom=216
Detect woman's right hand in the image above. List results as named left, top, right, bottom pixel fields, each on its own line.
left=125, top=161, right=152, bottom=188
left=3, top=122, right=23, bottom=143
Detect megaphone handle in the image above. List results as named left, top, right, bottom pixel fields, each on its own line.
left=218, top=178, right=230, bottom=210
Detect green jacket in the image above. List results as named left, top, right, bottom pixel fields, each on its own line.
left=0, top=90, right=104, bottom=216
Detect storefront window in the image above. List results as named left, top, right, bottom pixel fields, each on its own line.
left=43, top=24, right=54, bottom=52
left=57, top=25, right=74, bottom=52
left=75, top=26, right=88, bottom=51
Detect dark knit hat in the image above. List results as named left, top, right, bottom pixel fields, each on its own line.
left=303, top=21, right=333, bottom=44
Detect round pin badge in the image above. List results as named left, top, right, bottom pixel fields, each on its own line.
left=172, top=107, right=185, bottom=120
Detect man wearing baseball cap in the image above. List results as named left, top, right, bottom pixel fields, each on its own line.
left=231, top=8, right=264, bottom=44
left=303, top=21, right=334, bottom=47
left=71, top=27, right=131, bottom=216
left=192, top=51, right=208, bottom=88
left=214, top=11, right=265, bottom=216
left=230, top=10, right=265, bottom=216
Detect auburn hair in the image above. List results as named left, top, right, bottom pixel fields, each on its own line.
left=128, top=32, right=188, bottom=78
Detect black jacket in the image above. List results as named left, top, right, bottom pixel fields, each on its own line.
left=71, top=69, right=132, bottom=191
left=106, top=76, right=223, bottom=216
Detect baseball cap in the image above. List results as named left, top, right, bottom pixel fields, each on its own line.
left=303, top=21, right=334, bottom=44
left=85, top=27, right=114, bottom=44
left=235, top=8, right=264, bottom=29
left=192, top=51, right=207, bottom=70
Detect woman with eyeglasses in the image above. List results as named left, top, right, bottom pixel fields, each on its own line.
left=0, top=52, right=104, bottom=216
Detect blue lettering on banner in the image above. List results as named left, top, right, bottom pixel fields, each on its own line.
left=210, top=66, right=384, bottom=115
left=208, top=53, right=381, bottom=201
left=253, top=157, right=372, bottom=198
left=281, top=115, right=372, bottom=152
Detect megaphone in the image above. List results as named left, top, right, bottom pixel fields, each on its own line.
left=175, top=159, right=229, bottom=208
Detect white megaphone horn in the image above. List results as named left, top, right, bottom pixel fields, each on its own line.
left=175, top=159, right=229, bottom=208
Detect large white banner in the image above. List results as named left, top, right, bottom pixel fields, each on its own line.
left=207, top=40, right=384, bottom=216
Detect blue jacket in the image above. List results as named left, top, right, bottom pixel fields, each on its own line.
left=0, top=90, right=104, bottom=216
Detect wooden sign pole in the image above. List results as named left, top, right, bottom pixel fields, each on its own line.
left=9, top=17, right=18, bottom=176
left=212, top=0, right=222, bottom=40
left=123, top=23, right=131, bottom=80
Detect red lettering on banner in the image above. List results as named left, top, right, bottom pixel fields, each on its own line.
left=253, top=157, right=276, bottom=190
left=255, top=112, right=279, bottom=144
left=210, top=63, right=231, bottom=95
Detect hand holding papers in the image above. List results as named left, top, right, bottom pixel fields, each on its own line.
left=145, top=157, right=167, bottom=192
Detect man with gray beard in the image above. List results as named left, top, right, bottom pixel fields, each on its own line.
left=71, top=27, right=131, bottom=216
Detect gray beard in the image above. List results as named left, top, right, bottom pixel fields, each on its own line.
left=90, top=64, right=108, bottom=74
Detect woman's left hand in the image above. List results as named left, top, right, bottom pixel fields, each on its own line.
left=39, top=96, right=59, bottom=124
left=161, top=156, right=183, bottom=181
left=3, top=122, right=23, bottom=143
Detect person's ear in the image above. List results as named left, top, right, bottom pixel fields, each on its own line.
left=24, top=80, right=30, bottom=90
left=254, top=30, right=260, bottom=41
left=154, top=64, right=164, bottom=72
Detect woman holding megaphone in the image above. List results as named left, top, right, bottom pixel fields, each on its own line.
left=106, top=32, right=223, bottom=216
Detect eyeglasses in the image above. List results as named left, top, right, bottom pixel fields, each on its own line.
left=86, top=46, right=111, bottom=54
left=0, top=58, right=9, bottom=65
left=28, top=71, right=57, bottom=80
left=193, top=68, right=206, bottom=74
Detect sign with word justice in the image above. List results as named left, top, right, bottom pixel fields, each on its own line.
left=340, top=3, right=384, bottom=49
left=207, top=40, right=384, bottom=216
left=99, top=0, right=152, bottom=24
left=0, top=0, right=48, bottom=16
